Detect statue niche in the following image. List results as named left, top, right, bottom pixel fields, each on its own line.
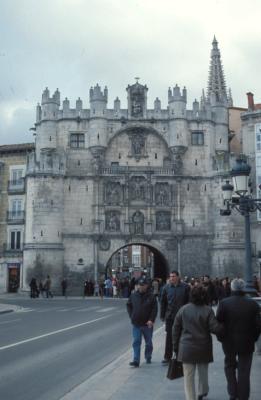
left=155, top=183, right=170, bottom=206
left=105, top=182, right=122, bottom=205
left=156, top=211, right=171, bottom=231
left=105, top=211, right=120, bottom=232
left=131, top=211, right=144, bottom=234
left=130, top=176, right=146, bottom=201
left=128, top=130, right=147, bottom=160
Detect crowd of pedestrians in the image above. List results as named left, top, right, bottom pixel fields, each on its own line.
left=126, top=271, right=261, bottom=400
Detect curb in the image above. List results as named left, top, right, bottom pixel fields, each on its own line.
left=0, top=309, right=14, bottom=315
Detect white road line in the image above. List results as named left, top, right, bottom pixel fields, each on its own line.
left=37, top=307, right=65, bottom=313
left=96, top=307, right=116, bottom=313
left=17, top=308, right=34, bottom=313
left=75, top=306, right=101, bottom=312
left=0, top=319, right=21, bottom=325
left=0, top=314, right=113, bottom=352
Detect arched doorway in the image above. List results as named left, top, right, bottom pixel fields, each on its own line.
left=105, top=243, right=168, bottom=282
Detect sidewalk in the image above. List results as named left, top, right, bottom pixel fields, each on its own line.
left=61, top=326, right=261, bottom=400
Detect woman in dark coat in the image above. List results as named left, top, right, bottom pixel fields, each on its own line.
left=173, top=285, right=223, bottom=400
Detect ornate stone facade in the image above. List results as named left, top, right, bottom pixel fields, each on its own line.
left=22, top=38, right=248, bottom=290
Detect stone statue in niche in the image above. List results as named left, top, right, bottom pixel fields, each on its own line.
left=173, top=154, right=183, bottom=173
left=156, top=212, right=171, bottom=231
left=132, top=211, right=144, bottom=234
left=105, top=182, right=121, bottom=205
left=155, top=184, right=169, bottom=206
left=106, top=211, right=120, bottom=231
left=130, top=177, right=146, bottom=201
left=131, top=134, right=145, bottom=156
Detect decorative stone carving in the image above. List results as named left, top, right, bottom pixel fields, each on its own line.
left=105, top=182, right=122, bottom=205
left=130, top=176, right=146, bottom=201
left=170, top=145, right=187, bottom=174
left=127, top=128, right=148, bottom=161
left=132, top=211, right=144, bottom=234
left=155, top=183, right=170, bottom=206
left=105, top=211, right=120, bottom=231
left=89, top=146, right=106, bottom=172
left=99, top=239, right=111, bottom=251
left=127, top=80, right=148, bottom=118
left=156, top=211, right=171, bottom=231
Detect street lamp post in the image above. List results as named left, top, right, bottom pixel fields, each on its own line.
left=220, top=158, right=261, bottom=295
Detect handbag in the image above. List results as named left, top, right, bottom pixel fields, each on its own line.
left=166, top=358, right=184, bottom=380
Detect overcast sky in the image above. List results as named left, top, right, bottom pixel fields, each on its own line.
left=0, top=0, right=260, bottom=144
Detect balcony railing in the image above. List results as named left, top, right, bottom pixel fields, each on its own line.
left=6, top=211, right=25, bottom=224
left=100, top=166, right=175, bottom=175
left=8, top=179, right=25, bottom=193
left=3, top=243, right=23, bottom=254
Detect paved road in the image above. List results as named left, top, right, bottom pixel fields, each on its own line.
left=0, top=298, right=137, bottom=400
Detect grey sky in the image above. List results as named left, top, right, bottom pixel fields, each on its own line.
left=0, top=0, right=260, bottom=144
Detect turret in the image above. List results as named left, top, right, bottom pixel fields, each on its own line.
left=154, top=97, right=161, bottom=113
left=41, top=87, right=60, bottom=120
left=36, top=88, right=60, bottom=155
left=168, top=84, right=188, bottom=150
left=168, top=84, right=187, bottom=118
left=89, top=84, right=108, bottom=116
left=114, top=97, right=121, bottom=114
left=76, top=97, right=83, bottom=114
left=89, top=84, right=108, bottom=148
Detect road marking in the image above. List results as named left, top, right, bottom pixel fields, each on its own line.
left=56, top=307, right=81, bottom=312
left=96, top=307, right=116, bottom=313
left=37, top=307, right=65, bottom=313
left=0, top=319, right=21, bottom=325
left=17, top=308, right=34, bottom=313
left=0, top=314, right=113, bottom=352
left=75, top=306, right=101, bottom=312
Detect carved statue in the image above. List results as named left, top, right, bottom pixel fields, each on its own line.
left=156, top=212, right=171, bottom=231
left=131, top=135, right=145, bottom=155
left=130, top=177, right=146, bottom=201
left=155, top=184, right=169, bottom=205
left=106, top=212, right=120, bottom=231
left=132, top=211, right=144, bottom=234
left=106, top=183, right=121, bottom=205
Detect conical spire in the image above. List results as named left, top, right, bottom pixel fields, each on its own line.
left=207, top=36, right=227, bottom=104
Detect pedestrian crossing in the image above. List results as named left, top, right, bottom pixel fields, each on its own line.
left=16, top=305, right=118, bottom=314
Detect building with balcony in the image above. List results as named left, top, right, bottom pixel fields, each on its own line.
left=0, top=143, right=34, bottom=292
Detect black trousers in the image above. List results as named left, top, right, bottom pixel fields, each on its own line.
left=224, top=352, right=253, bottom=400
left=164, top=318, right=174, bottom=360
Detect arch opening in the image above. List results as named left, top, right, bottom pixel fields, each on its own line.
left=105, top=243, right=168, bottom=283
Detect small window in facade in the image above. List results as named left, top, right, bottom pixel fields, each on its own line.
left=191, top=131, right=204, bottom=145
left=10, top=231, right=21, bottom=250
left=70, top=133, right=85, bottom=148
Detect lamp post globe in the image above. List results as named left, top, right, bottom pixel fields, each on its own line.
left=230, top=158, right=251, bottom=195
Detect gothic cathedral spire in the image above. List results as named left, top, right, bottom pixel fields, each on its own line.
left=207, top=36, right=228, bottom=104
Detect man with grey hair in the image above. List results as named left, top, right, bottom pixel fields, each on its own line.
left=216, top=278, right=261, bottom=400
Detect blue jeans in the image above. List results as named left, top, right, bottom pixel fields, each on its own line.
left=132, top=324, right=153, bottom=363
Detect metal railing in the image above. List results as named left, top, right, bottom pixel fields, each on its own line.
left=6, top=211, right=25, bottom=223
left=8, top=178, right=25, bottom=193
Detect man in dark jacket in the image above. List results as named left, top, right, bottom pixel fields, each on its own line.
left=216, top=278, right=261, bottom=400
left=126, top=277, right=158, bottom=367
left=160, top=270, right=190, bottom=363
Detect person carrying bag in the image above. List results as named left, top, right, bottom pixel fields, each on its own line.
left=167, top=356, right=184, bottom=380
left=172, top=285, right=223, bottom=400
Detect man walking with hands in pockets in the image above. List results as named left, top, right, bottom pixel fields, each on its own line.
left=127, top=277, right=158, bottom=367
